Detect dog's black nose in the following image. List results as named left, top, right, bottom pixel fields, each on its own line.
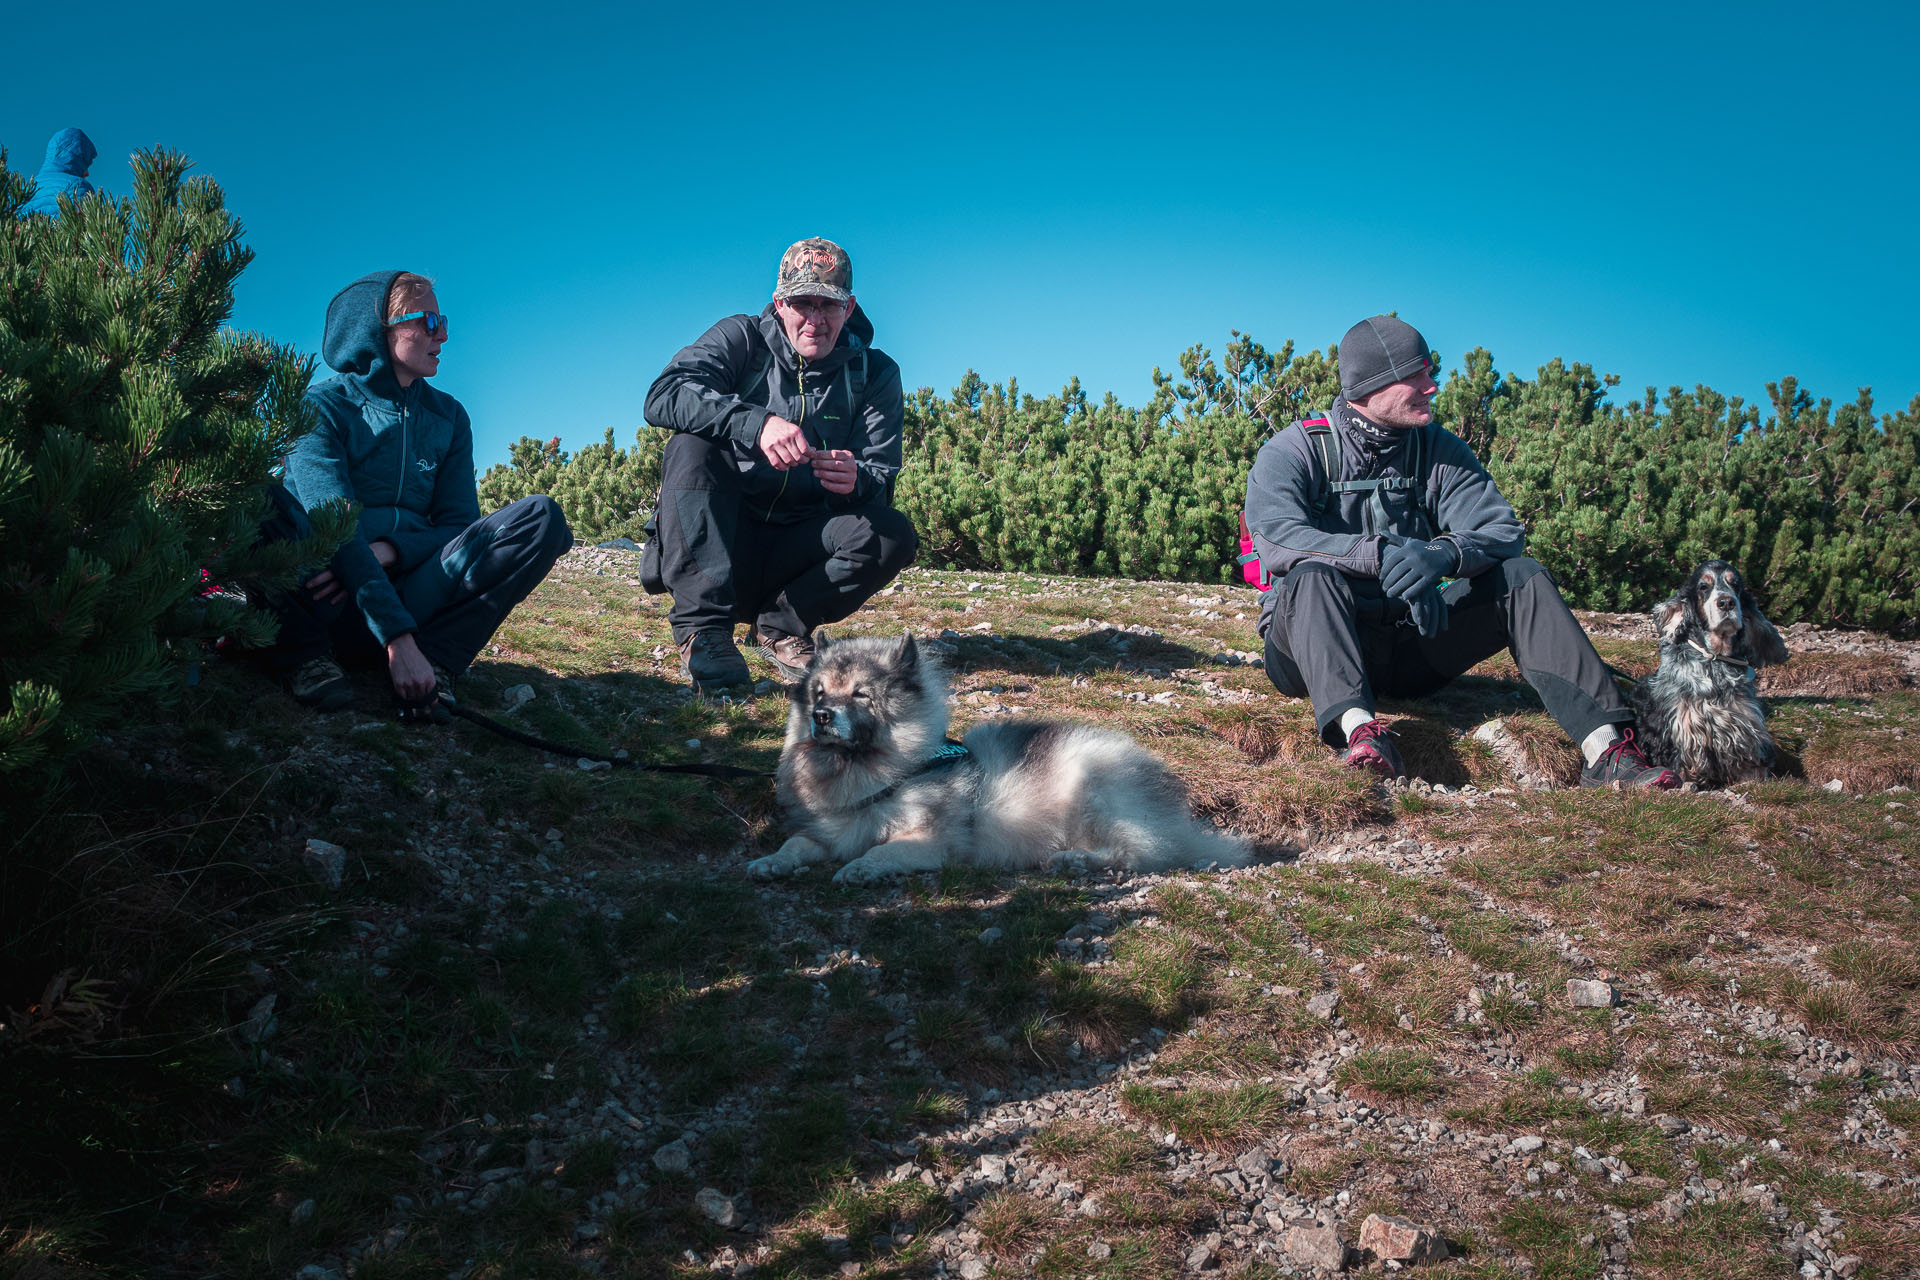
left=812, top=707, right=834, bottom=728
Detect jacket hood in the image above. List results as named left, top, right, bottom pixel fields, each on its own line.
left=40, top=128, right=96, bottom=178
left=322, top=270, right=407, bottom=397
left=756, top=300, right=875, bottom=371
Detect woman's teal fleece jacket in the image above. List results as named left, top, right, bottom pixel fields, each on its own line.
left=286, top=271, right=480, bottom=645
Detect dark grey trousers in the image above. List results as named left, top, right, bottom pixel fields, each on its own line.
left=1261, top=557, right=1632, bottom=748
left=656, top=433, right=918, bottom=642
left=254, top=483, right=573, bottom=676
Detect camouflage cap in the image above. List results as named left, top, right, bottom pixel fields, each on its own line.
left=773, top=237, right=853, bottom=303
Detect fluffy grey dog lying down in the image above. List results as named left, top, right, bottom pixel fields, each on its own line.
left=747, top=633, right=1251, bottom=884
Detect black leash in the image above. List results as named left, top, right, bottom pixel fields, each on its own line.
left=435, top=693, right=775, bottom=779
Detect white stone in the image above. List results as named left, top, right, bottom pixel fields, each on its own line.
left=302, top=838, right=346, bottom=889
left=694, top=1187, right=738, bottom=1227
left=1566, top=979, right=1616, bottom=1008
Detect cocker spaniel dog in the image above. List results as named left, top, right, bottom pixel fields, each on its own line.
left=1630, top=560, right=1790, bottom=786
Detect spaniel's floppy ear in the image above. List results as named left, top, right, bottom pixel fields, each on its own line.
left=1651, top=596, right=1687, bottom=641
left=1740, top=588, right=1790, bottom=667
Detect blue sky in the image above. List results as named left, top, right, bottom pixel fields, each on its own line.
left=8, top=2, right=1916, bottom=469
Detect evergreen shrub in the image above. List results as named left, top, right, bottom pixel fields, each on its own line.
left=0, top=147, right=349, bottom=784
left=480, top=339, right=1918, bottom=633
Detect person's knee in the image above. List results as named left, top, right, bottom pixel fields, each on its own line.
left=1501, top=556, right=1551, bottom=591
left=1282, top=560, right=1345, bottom=597
left=870, top=509, right=919, bottom=574
left=661, top=432, right=734, bottom=490
left=525, top=494, right=574, bottom=559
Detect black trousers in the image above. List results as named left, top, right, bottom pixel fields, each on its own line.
left=1262, top=557, right=1632, bottom=748
left=254, top=483, right=573, bottom=676
left=655, top=434, right=918, bottom=642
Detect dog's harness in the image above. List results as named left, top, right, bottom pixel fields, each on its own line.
left=844, top=739, right=972, bottom=812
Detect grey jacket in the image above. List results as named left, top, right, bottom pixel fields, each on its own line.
left=1244, top=397, right=1525, bottom=634
left=643, top=303, right=904, bottom=521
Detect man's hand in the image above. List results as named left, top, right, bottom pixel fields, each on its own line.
left=370, top=538, right=400, bottom=570
left=387, top=633, right=437, bottom=704
left=809, top=448, right=859, bottom=495
left=758, top=415, right=810, bottom=469
left=1380, top=538, right=1458, bottom=600
left=1404, top=583, right=1449, bottom=638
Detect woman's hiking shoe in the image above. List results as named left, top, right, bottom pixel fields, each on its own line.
left=1579, top=729, right=1678, bottom=789
left=287, top=657, right=352, bottom=711
left=753, top=628, right=817, bottom=682
left=678, top=631, right=750, bottom=690
left=1343, top=719, right=1406, bottom=780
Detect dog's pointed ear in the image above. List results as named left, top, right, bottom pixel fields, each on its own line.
left=813, top=629, right=833, bottom=652
left=1742, top=590, right=1790, bottom=667
left=895, top=631, right=919, bottom=669
left=1651, top=597, right=1685, bottom=640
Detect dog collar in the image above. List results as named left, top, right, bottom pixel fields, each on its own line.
left=1685, top=638, right=1752, bottom=670
left=846, top=740, right=972, bottom=812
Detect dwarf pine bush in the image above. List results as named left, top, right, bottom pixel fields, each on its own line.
left=480, top=333, right=1918, bottom=632
left=0, top=147, right=348, bottom=783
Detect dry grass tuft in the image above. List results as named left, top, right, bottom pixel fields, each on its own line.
left=1800, top=722, right=1920, bottom=792
left=1761, top=651, right=1913, bottom=697
left=971, top=1188, right=1059, bottom=1257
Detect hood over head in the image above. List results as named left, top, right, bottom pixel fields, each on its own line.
left=322, top=270, right=408, bottom=396
left=40, top=128, right=96, bottom=178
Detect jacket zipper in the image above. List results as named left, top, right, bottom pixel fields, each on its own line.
left=393, top=392, right=408, bottom=538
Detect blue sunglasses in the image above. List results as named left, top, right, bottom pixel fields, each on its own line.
left=387, top=310, right=450, bottom=337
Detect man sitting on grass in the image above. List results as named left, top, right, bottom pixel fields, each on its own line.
left=252, top=270, right=572, bottom=719
left=1243, top=314, right=1676, bottom=789
left=640, top=237, right=918, bottom=690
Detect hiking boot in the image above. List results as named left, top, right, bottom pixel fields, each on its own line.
left=287, top=657, right=352, bottom=711
left=677, top=630, right=751, bottom=690
left=1342, top=718, right=1406, bottom=780
left=754, top=628, right=817, bottom=682
left=1580, top=728, right=1678, bottom=790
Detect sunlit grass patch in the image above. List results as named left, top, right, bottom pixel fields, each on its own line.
left=1336, top=1047, right=1447, bottom=1103
left=1030, top=1119, right=1161, bottom=1180
left=1630, top=1197, right=1778, bottom=1280
left=1494, top=1201, right=1602, bottom=1280
left=1761, top=651, right=1913, bottom=698
left=1117, top=1081, right=1294, bottom=1150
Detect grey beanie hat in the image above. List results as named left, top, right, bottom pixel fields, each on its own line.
left=1338, top=315, right=1432, bottom=400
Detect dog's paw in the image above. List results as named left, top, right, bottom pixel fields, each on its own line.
left=745, top=854, right=789, bottom=879
left=831, top=857, right=901, bottom=886
left=1046, top=848, right=1095, bottom=878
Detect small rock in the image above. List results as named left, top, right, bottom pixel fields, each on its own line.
left=1566, top=978, right=1616, bottom=1008
left=652, top=1139, right=691, bottom=1174
left=241, top=994, right=277, bottom=1044
left=543, top=828, right=564, bottom=844
left=501, top=683, right=536, bottom=710
left=1653, top=1113, right=1689, bottom=1136
left=1087, top=1241, right=1113, bottom=1260
left=596, top=537, right=640, bottom=551
left=1834, top=1255, right=1863, bottom=1277
left=694, top=1186, right=739, bottom=1227
left=1185, top=1240, right=1217, bottom=1270
left=977, top=927, right=1004, bottom=945
left=1286, top=1222, right=1346, bottom=1271
left=959, top=1261, right=990, bottom=1280
left=577, top=758, right=612, bottom=773
left=1824, top=779, right=1845, bottom=792
left=1235, top=1144, right=1273, bottom=1179
left=684, top=738, right=702, bottom=751
left=288, top=1197, right=316, bottom=1227
left=1358, top=1213, right=1449, bottom=1264
left=1512, top=1135, right=1546, bottom=1154
left=978, top=1154, right=1008, bottom=1183
left=302, top=838, right=347, bottom=889
left=1306, top=991, right=1340, bottom=1020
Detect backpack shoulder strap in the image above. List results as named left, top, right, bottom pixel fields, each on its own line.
left=736, top=342, right=774, bottom=399
left=1300, top=411, right=1341, bottom=512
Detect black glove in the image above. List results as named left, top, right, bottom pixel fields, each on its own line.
left=1404, top=582, right=1449, bottom=639
left=1380, top=537, right=1459, bottom=600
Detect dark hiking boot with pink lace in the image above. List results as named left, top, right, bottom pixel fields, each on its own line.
left=1580, top=728, right=1679, bottom=789
left=1342, top=718, right=1405, bottom=780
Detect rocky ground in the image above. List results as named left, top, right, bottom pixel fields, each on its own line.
left=12, top=548, right=1919, bottom=1280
